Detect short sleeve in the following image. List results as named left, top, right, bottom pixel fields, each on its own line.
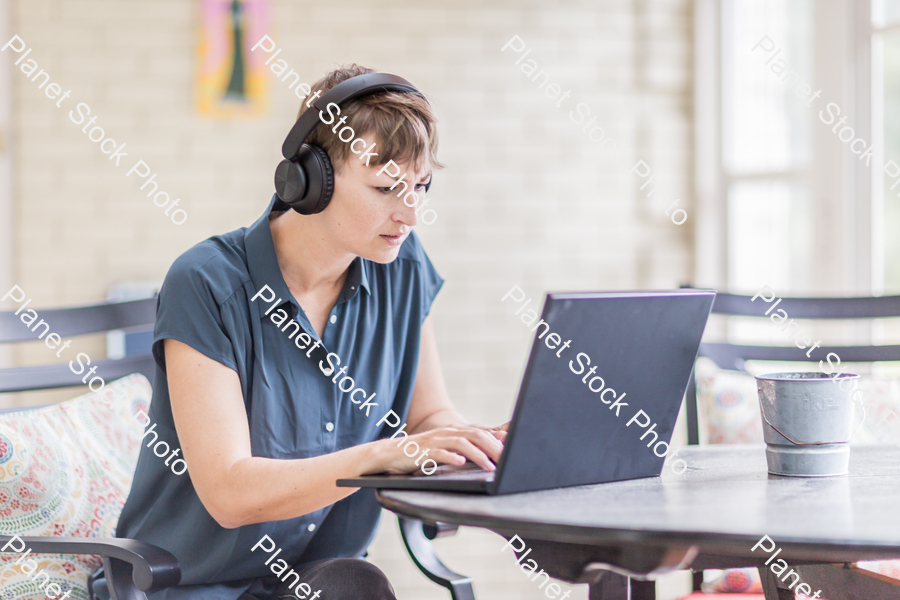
left=152, top=246, right=241, bottom=374
left=419, top=248, right=444, bottom=319
left=400, top=230, right=444, bottom=319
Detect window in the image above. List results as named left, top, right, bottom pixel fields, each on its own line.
left=721, top=0, right=815, bottom=294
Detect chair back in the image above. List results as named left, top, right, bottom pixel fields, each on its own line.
left=685, top=290, right=900, bottom=444
left=0, top=297, right=157, bottom=396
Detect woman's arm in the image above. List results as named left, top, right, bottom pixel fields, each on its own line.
left=166, top=338, right=384, bottom=528
left=165, top=336, right=504, bottom=529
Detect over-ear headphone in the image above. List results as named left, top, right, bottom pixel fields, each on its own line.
left=274, top=73, right=431, bottom=215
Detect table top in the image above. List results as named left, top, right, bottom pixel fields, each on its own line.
left=378, top=444, right=900, bottom=564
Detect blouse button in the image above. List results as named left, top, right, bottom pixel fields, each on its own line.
left=329, top=315, right=337, bottom=324
left=308, top=523, right=316, bottom=532
left=325, top=422, right=334, bottom=432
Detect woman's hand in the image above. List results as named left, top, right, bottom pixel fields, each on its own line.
left=478, top=421, right=510, bottom=443
left=369, top=424, right=506, bottom=474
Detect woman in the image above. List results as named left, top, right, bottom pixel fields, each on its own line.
left=115, top=64, right=507, bottom=600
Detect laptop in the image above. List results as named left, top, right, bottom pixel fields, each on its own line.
left=337, top=289, right=716, bottom=495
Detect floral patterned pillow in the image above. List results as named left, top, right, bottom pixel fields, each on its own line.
left=694, top=358, right=764, bottom=444
left=851, top=379, right=900, bottom=443
left=701, top=568, right=763, bottom=594
left=0, top=374, right=150, bottom=600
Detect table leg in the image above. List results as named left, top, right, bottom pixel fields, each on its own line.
left=629, top=579, right=656, bottom=600
left=757, top=566, right=796, bottom=600
left=588, top=571, right=628, bottom=600
left=587, top=573, right=655, bottom=600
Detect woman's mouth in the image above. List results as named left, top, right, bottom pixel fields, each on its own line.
left=380, top=233, right=405, bottom=247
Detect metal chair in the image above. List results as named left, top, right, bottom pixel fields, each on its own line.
left=0, top=297, right=157, bottom=395
left=0, top=295, right=177, bottom=600
left=398, top=520, right=476, bottom=600
left=684, top=290, right=900, bottom=446
left=681, top=288, right=900, bottom=596
left=0, top=296, right=475, bottom=600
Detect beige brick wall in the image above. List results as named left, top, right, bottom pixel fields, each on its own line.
left=4, top=0, right=694, bottom=598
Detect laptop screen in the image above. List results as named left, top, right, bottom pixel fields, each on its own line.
left=494, top=290, right=715, bottom=495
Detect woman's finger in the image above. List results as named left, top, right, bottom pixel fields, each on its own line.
left=420, top=448, right=467, bottom=469
left=488, top=429, right=507, bottom=442
left=432, top=436, right=494, bottom=471
left=454, top=427, right=504, bottom=462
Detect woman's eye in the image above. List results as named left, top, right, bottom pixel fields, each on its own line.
left=414, top=183, right=428, bottom=192
left=376, top=187, right=393, bottom=194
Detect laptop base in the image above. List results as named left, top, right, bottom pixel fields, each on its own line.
left=337, top=471, right=494, bottom=493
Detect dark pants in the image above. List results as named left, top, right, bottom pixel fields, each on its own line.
left=258, top=558, right=396, bottom=600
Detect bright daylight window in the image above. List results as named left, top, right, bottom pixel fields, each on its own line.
left=722, top=0, right=814, bottom=295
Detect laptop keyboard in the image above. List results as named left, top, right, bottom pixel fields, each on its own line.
left=415, top=463, right=496, bottom=481
left=426, top=470, right=495, bottom=482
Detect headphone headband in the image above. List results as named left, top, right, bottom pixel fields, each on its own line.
left=281, top=73, right=425, bottom=161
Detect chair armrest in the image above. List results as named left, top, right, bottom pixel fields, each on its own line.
left=422, top=521, right=460, bottom=540
left=0, top=535, right=181, bottom=593
left=397, top=517, right=475, bottom=600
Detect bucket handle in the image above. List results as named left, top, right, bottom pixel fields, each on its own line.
left=759, top=400, right=867, bottom=446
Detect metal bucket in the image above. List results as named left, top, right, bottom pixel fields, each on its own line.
left=755, top=372, right=864, bottom=477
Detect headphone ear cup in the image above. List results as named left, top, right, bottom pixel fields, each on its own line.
left=274, top=159, right=307, bottom=204
left=274, top=145, right=334, bottom=215
left=294, top=145, right=335, bottom=215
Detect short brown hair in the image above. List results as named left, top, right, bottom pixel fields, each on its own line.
left=297, top=64, right=443, bottom=174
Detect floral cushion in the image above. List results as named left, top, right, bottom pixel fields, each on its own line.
left=851, top=379, right=900, bottom=443
left=0, top=374, right=150, bottom=600
left=701, top=568, right=763, bottom=594
left=694, top=358, right=764, bottom=444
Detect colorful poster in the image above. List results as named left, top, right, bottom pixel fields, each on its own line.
left=194, top=0, right=269, bottom=118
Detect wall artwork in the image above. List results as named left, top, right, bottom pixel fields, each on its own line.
left=194, top=0, right=270, bottom=118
